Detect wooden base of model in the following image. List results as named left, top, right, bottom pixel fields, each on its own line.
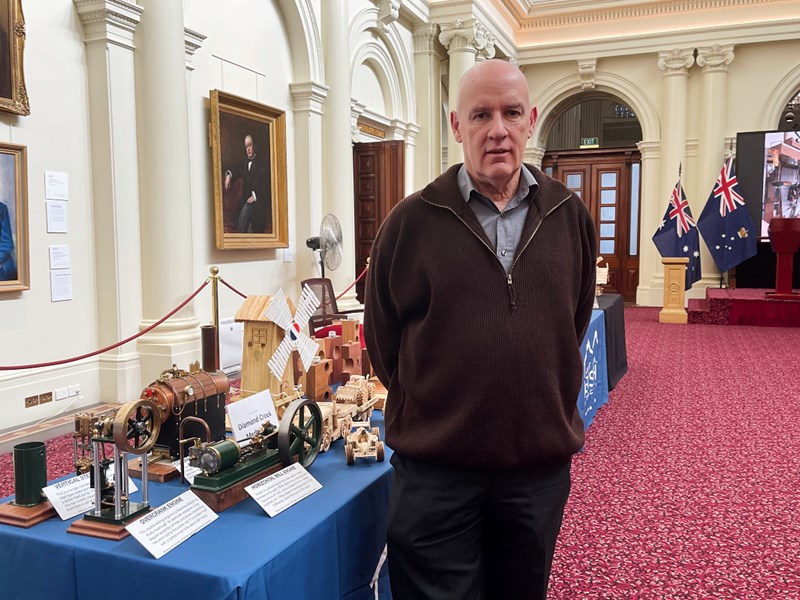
left=659, top=257, right=689, bottom=324
left=127, top=457, right=179, bottom=482
left=0, top=500, right=57, bottom=528
left=67, top=518, right=131, bottom=540
left=192, top=461, right=285, bottom=513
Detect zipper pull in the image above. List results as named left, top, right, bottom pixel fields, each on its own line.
left=507, top=273, right=517, bottom=310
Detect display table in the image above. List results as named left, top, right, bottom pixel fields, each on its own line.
left=577, top=310, right=609, bottom=430
left=595, top=293, right=629, bottom=390
left=0, top=414, right=392, bottom=600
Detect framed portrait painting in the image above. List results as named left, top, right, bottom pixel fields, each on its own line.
left=210, top=90, right=288, bottom=250
left=0, top=0, right=30, bottom=116
left=0, top=142, right=28, bottom=291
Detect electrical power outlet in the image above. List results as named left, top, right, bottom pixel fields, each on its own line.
left=24, top=395, right=39, bottom=408
left=39, top=391, right=54, bottom=404
left=55, top=387, right=70, bottom=401
left=69, top=384, right=81, bottom=396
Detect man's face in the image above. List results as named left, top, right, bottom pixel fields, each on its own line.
left=450, top=64, right=536, bottom=191
left=244, top=136, right=255, bottom=159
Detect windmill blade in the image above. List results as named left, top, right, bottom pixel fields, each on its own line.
left=295, top=285, right=321, bottom=331
left=264, top=289, right=293, bottom=331
left=295, top=332, right=320, bottom=371
left=267, top=336, right=294, bottom=381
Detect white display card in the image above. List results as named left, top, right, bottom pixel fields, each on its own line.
left=44, top=170, right=69, bottom=200
left=226, top=389, right=278, bottom=442
left=46, top=200, right=68, bottom=233
left=245, top=463, right=322, bottom=517
left=50, top=269, right=73, bottom=302
left=48, top=245, right=71, bottom=269
left=125, top=490, right=218, bottom=559
left=171, top=457, right=204, bottom=485
left=43, top=472, right=138, bottom=521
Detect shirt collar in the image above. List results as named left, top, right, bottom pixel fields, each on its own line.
left=457, top=164, right=538, bottom=207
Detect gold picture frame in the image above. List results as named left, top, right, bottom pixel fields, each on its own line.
left=0, top=142, right=28, bottom=292
left=210, top=90, right=288, bottom=250
left=0, top=0, right=29, bottom=116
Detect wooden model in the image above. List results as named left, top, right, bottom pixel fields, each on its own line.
left=596, top=256, right=609, bottom=297
left=344, top=420, right=385, bottom=465
left=335, top=375, right=377, bottom=417
left=235, top=295, right=295, bottom=398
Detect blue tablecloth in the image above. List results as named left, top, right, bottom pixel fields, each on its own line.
left=577, top=310, right=609, bottom=430
left=0, top=413, right=393, bottom=600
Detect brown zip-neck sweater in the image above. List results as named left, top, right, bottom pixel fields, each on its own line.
left=364, top=164, right=597, bottom=469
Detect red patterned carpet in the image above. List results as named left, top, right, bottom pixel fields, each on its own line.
left=550, top=307, right=800, bottom=598
left=2, top=309, right=800, bottom=597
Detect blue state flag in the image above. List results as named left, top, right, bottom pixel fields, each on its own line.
left=696, top=156, right=757, bottom=273
left=652, top=179, right=702, bottom=290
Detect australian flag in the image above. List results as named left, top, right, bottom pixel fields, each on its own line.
left=696, top=156, right=757, bottom=273
left=652, top=179, right=702, bottom=290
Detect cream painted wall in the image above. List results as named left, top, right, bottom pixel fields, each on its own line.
left=354, top=62, right=387, bottom=116
left=184, top=0, right=304, bottom=329
left=0, top=3, right=101, bottom=430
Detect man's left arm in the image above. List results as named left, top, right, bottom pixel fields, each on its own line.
left=574, top=208, right=598, bottom=341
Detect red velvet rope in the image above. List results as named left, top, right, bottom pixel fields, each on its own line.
left=0, top=280, right=210, bottom=371
left=219, top=277, right=247, bottom=299
left=1, top=267, right=370, bottom=372
left=335, top=264, right=370, bottom=301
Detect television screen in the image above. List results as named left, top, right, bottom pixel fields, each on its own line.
left=736, top=130, right=800, bottom=238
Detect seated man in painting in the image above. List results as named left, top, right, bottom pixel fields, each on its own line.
left=0, top=201, right=16, bottom=281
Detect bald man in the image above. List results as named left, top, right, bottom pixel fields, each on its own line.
left=365, top=59, right=597, bottom=599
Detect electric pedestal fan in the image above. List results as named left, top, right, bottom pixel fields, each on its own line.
left=305, top=213, right=343, bottom=277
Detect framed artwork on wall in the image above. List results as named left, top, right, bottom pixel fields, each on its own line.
left=0, top=142, right=28, bottom=291
left=0, top=0, right=29, bottom=116
left=210, top=90, right=288, bottom=250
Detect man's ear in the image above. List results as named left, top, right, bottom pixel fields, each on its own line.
left=450, top=111, right=462, bottom=143
left=529, top=106, right=538, bottom=137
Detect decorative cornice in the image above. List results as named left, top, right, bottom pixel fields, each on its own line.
left=290, top=81, right=329, bottom=115
left=637, top=139, right=662, bottom=159
left=351, top=98, right=367, bottom=141
left=73, top=0, right=142, bottom=48
left=183, top=28, right=206, bottom=72
left=578, top=58, right=596, bottom=90
left=501, top=0, right=789, bottom=30
left=657, top=48, right=694, bottom=76
left=696, top=44, right=735, bottom=73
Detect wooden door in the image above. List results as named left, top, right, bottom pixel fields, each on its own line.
left=353, top=141, right=404, bottom=302
left=542, top=148, right=641, bottom=302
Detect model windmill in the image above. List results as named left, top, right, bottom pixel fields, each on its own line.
left=264, top=286, right=320, bottom=381
left=235, top=286, right=320, bottom=398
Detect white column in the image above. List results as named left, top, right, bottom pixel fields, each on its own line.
left=696, top=44, right=735, bottom=283
left=291, top=81, right=329, bottom=278
left=636, top=140, right=664, bottom=306
left=74, top=0, right=144, bottom=402
left=526, top=146, right=546, bottom=169
left=404, top=123, right=420, bottom=195
left=649, top=49, right=694, bottom=299
left=413, top=24, right=442, bottom=189
left=439, top=19, right=485, bottom=167
left=134, top=0, right=200, bottom=382
left=321, top=0, right=355, bottom=299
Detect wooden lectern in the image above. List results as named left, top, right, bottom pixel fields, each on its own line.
left=659, top=257, right=689, bottom=324
left=766, top=218, right=800, bottom=300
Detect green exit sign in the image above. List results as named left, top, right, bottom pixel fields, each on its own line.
left=580, top=137, right=599, bottom=147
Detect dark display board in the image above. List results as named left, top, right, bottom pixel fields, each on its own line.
left=734, top=131, right=800, bottom=288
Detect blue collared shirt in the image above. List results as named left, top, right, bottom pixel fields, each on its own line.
left=457, top=165, right=538, bottom=273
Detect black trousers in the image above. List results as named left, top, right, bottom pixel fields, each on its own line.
left=387, top=453, right=572, bottom=600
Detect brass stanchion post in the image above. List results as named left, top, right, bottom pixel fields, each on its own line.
left=209, top=266, right=221, bottom=369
